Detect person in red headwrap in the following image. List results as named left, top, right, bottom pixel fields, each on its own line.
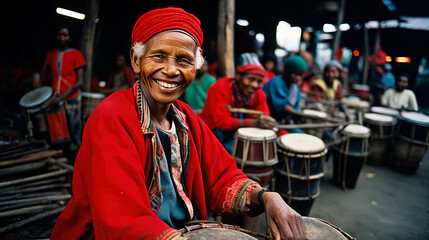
left=199, top=52, right=277, bottom=153
left=50, top=8, right=305, bottom=240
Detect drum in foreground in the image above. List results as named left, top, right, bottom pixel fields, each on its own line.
left=275, top=133, right=327, bottom=215
left=370, top=106, right=400, bottom=118
left=232, top=128, right=278, bottom=188
left=393, top=111, right=429, bottom=173
left=303, top=217, right=356, bottom=240
left=363, top=113, right=397, bottom=165
left=81, top=92, right=106, bottom=121
left=332, top=124, right=370, bottom=189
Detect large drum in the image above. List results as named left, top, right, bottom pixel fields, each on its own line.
left=342, top=97, right=370, bottom=124
left=179, top=218, right=356, bottom=240
left=275, top=133, right=327, bottom=216
left=333, top=124, right=370, bottom=189
left=81, top=92, right=106, bottom=122
left=370, top=106, right=400, bottom=118
left=302, top=109, right=329, bottom=137
left=232, top=128, right=278, bottom=188
left=19, top=87, right=70, bottom=145
left=303, top=217, right=356, bottom=240
left=363, top=113, right=397, bottom=165
left=393, top=111, right=429, bottom=173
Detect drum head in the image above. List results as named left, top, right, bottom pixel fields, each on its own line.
left=352, top=84, right=370, bottom=91
left=81, top=91, right=106, bottom=99
left=303, top=217, right=352, bottom=240
left=364, top=113, right=396, bottom=124
left=370, top=106, right=399, bottom=117
left=236, top=127, right=276, bottom=140
left=342, top=98, right=370, bottom=109
left=400, top=111, right=429, bottom=126
left=19, top=86, right=53, bottom=108
left=182, top=227, right=257, bottom=240
left=342, top=124, right=371, bottom=138
left=279, top=133, right=325, bottom=153
left=303, top=109, right=328, bottom=118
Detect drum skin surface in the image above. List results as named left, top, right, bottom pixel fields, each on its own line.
left=183, top=227, right=257, bottom=240
left=19, top=86, right=53, bottom=108
left=303, top=217, right=354, bottom=240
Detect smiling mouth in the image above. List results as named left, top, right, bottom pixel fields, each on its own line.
left=155, top=79, right=180, bottom=89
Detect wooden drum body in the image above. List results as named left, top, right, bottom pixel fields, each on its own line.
left=303, top=217, right=356, bottom=240
left=363, top=113, right=397, bottom=165
left=351, top=84, right=370, bottom=100
left=333, top=124, right=370, bottom=189
left=179, top=221, right=261, bottom=240
left=232, top=128, right=278, bottom=188
left=393, top=111, right=429, bottom=173
left=275, top=133, right=327, bottom=216
left=19, top=87, right=70, bottom=144
left=81, top=92, right=106, bottom=122
left=302, top=109, right=329, bottom=137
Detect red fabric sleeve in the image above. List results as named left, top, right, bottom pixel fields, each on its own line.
left=71, top=50, right=86, bottom=70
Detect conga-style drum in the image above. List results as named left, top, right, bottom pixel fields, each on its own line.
left=302, top=109, right=329, bottom=137
left=332, top=124, right=370, bottom=189
left=303, top=217, right=356, bottom=240
left=81, top=92, right=106, bottom=121
left=19, top=87, right=70, bottom=145
left=342, top=97, right=370, bottom=124
left=179, top=221, right=265, bottom=240
left=351, top=84, right=370, bottom=100
left=370, top=106, right=400, bottom=118
left=363, top=113, right=397, bottom=165
left=275, top=133, right=327, bottom=216
left=232, top=128, right=278, bottom=188
left=393, top=111, right=429, bottom=173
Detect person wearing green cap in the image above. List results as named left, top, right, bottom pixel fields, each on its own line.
left=263, top=55, right=307, bottom=133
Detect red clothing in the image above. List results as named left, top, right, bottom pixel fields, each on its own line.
left=42, top=48, right=86, bottom=100
left=199, top=77, right=270, bottom=131
left=50, top=85, right=255, bottom=239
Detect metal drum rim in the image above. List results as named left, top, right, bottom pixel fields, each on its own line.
left=19, top=86, right=53, bottom=108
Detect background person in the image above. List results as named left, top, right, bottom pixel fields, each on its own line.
left=381, top=73, right=418, bottom=111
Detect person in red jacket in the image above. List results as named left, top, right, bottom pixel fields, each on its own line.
left=199, top=52, right=277, bottom=153
left=50, top=7, right=305, bottom=240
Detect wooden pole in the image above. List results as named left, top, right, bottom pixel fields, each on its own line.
left=80, top=0, right=99, bottom=92
left=332, top=0, right=346, bottom=60
left=362, top=25, right=370, bottom=85
left=217, top=0, right=235, bottom=78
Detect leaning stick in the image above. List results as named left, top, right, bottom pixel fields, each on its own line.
left=0, top=150, right=63, bottom=168
left=0, top=206, right=65, bottom=234
left=276, top=122, right=346, bottom=130
left=0, top=183, right=71, bottom=196
left=226, top=105, right=265, bottom=116
left=0, top=203, right=61, bottom=218
left=0, top=194, right=71, bottom=207
left=0, top=160, right=49, bottom=177
left=0, top=169, right=70, bottom=188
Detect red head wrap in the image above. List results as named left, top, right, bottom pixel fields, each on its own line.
left=131, top=7, right=204, bottom=47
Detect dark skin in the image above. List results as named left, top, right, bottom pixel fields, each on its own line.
left=281, top=71, right=305, bottom=116
left=43, top=27, right=84, bottom=106
left=395, top=76, right=408, bottom=92
left=131, top=31, right=306, bottom=240
left=235, top=72, right=277, bottom=129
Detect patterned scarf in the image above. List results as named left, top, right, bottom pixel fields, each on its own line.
left=231, top=81, right=253, bottom=118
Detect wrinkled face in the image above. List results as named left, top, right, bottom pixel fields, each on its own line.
left=236, top=73, right=264, bottom=97
left=131, top=31, right=198, bottom=105
left=56, top=28, right=71, bottom=48
left=324, top=65, right=339, bottom=84
left=396, top=76, right=408, bottom=91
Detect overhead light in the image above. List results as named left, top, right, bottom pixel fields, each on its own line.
left=395, top=57, right=411, bottom=63
left=274, top=48, right=287, bottom=57
left=237, top=19, right=249, bottom=27
left=255, top=33, right=265, bottom=43
left=365, top=21, right=380, bottom=29
left=323, top=24, right=336, bottom=33
left=385, top=56, right=392, bottom=62
left=339, top=23, right=350, bottom=31
left=56, top=7, right=85, bottom=20
left=353, top=50, right=360, bottom=56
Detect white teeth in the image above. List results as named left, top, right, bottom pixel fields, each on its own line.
left=156, top=80, right=178, bottom=89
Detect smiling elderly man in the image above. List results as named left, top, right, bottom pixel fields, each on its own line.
left=50, top=7, right=305, bottom=240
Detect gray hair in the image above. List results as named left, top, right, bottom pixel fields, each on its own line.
left=132, top=42, right=204, bottom=70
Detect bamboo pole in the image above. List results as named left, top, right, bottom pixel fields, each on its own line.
left=0, top=169, right=70, bottom=188
left=0, top=150, right=62, bottom=168
left=332, top=0, right=346, bottom=60
left=217, top=0, right=235, bottom=78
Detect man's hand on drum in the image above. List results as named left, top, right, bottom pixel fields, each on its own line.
left=258, top=190, right=307, bottom=240
left=254, top=114, right=276, bottom=129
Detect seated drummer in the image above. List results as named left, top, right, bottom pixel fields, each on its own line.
left=263, top=55, right=308, bottom=134
left=381, top=73, right=418, bottom=111
left=50, top=7, right=305, bottom=240
left=309, top=60, right=351, bottom=119
left=199, top=52, right=276, bottom=153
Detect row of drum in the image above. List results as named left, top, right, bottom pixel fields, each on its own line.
left=231, top=107, right=429, bottom=215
